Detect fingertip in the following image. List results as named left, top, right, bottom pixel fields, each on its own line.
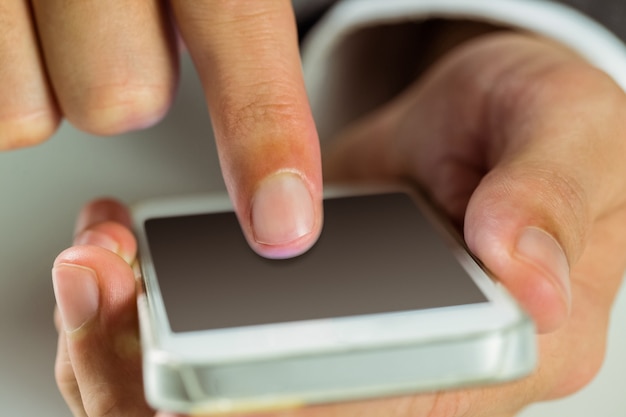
left=65, top=84, right=173, bottom=136
left=249, top=172, right=319, bottom=247
left=74, top=221, right=137, bottom=264
left=74, top=229, right=120, bottom=254
left=465, top=217, right=571, bottom=333
left=53, top=245, right=138, bottom=339
left=515, top=227, right=572, bottom=308
left=51, top=247, right=149, bottom=417
left=74, top=198, right=132, bottom=234
left=53, top=246, right=88, bottom=269
left=53, top=245, right=134, bottom=289
left=249, top=225, right=322, bottom=260
left=0, top=109, right=61, bottom=150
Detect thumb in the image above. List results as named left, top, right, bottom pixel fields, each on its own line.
left=53, top=200, right=152, bottom=417
left=464, top=164, right=576, bottom=333
left=462, top=45, right=626, bottom=333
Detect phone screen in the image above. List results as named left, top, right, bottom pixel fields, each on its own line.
left=144, top=193, right=488, bottom=333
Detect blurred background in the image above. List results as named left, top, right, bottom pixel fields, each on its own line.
left=1, top=53, right=624, bottom=417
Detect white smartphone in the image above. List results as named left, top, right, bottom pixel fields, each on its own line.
left=132, top=183, right=536, bottom=415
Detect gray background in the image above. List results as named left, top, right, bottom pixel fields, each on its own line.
left=1, top=1, right=625, bottom=416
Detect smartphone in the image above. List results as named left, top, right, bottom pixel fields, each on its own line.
left=132, top=183, right=536, bottom=415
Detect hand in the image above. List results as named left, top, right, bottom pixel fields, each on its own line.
left=53, top=33, right=626, bottom=416
left=2, top=1, right=322, bottom=258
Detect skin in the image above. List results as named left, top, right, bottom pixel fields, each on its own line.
left=1, top=0, right=323, bottom=258
left=51, top=32, right=626, bottom=417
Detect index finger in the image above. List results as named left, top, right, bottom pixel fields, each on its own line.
left=170, top=1, right=323, bottom=259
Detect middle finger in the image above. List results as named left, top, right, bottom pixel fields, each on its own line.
left=31, top=0, right=178, bottom=135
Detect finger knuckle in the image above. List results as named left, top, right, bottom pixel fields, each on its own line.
left=506, top=164, right=590, bottom=258
left=64, top=81, right=173, bottom=136
left=544, top=63, right=624, bottom=133
left=203, top=1, right=281, bottom=26
left=0, top=109, right=59, bottom=149
left=491, top=59, right=620, bottom=123
left=219, top=84, right=304, bottom=139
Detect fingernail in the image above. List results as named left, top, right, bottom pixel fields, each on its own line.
left=74, top=230, right=119, bottom=253
left=516, top=227, right=571, bottom=304
left=251, top=172, right=315, bottom=246
left=52, top=264, right=99, bottom=332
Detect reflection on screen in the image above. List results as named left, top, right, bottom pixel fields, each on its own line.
left=145, top=193, right=487, bottom=332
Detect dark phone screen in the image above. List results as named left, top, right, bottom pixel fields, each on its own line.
left=145, top=193, right=487, bottom=333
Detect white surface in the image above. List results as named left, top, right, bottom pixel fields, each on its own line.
left=1, top=55, right=625, bottom=416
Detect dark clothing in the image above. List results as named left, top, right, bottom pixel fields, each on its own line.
left=559, top=0, right=626, bottom=41
left=296, top=1, right=626, bottom=43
